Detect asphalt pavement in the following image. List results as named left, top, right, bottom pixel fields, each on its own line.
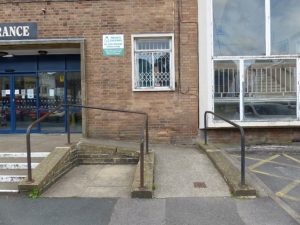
left=224, top=144, right=300, bottom=225
left=231, top=150, right=300, bottom=215
left=0, top=195, right=298, bottom=225
left=0, top=136, right=299, bottom=225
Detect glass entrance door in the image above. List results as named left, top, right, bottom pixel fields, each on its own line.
left=0, top=74, right=38, bottom=132
left=0, top=76, right=11, bottom=131
left=14, top=75, right=38, bottom=131
left=39, top=72, right=65, bottom=132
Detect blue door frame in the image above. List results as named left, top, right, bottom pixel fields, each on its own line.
left=0, top=55, right=81, bottom=134
left=0, top=73, right=39, bottom=133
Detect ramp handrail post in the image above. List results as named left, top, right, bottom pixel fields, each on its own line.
left=204, top=111, right=208, bottom=145
left=67, top=104, right=71, bottom=144
left=146, top=116, right=149, bottom=154
left=26, top=104, right=63, bottom=182
left=204, top=111, right=246, bottom=186
left=240, top=127, right=246, bottom=186
left=140, top=141, right=145, bottom=188
left=26, top=132, right=33, bottom=182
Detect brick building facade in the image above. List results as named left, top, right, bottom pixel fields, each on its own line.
left=0, top=0, right=199, bottom=144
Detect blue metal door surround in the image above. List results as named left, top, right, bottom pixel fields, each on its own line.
left=0, top=73, right=38, bottom=133
left=0, top=55, right=80, bottom=134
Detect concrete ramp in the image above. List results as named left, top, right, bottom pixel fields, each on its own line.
left=153, top=144, right=230, bottom=198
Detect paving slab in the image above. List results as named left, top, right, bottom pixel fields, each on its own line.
left=42, top=164, right=136, bottom=198
left=0, top=134, right=82, bottom=152
left=109, top=198, right=166, bottom=225
left=165, top=197, right=244, bottom=225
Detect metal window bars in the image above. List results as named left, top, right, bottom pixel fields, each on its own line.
left=135, top=38, right=171, bottom=89
left=214, top=62, right=296, bottom=98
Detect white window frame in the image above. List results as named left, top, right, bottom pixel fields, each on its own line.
left=131, top=33, right=175, bottom=92
left=198, top=0, right=300, bottom=128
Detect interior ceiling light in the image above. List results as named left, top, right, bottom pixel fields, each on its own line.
left=2, top=54, right=14, bottom=58
left=0, top=51, right=8, bottom=57
left=38, top=50, right=48, bottom=55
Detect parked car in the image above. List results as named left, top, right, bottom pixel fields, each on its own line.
left=244, top=102, right=296, bottom=119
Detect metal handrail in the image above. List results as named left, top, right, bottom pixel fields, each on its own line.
left=26, top=104, right=149, bottom=189
left=26, top=103, right=64, bottom=182
left=204, top=111, right=246, bottom=186
left=65, top=104, right=149, bottom=153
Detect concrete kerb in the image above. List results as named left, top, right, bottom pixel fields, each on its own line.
left=18, top=140, right=155, bottom=198
left=197, top=142, right=256, bottom=197
left=18, top=146, right=76, bottom=193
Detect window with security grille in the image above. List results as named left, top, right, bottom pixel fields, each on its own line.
left=132, top=34, right=174, bottom=91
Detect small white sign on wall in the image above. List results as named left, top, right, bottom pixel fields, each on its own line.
left=103, top=34, right=124, bottom=56
left=27, top=89, right=34, bottom=99
left=21, top=89, right=26, bottom=99
left=49, top=89, right=55, bottom=97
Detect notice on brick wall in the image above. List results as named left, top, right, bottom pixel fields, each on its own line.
left=103, top=34, right=124, bottom=56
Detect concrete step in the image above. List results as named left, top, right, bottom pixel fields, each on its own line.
left=0, top=158, right=44, bottom=163
left=0, top=152, right=50, bottom=158
left=0, top=152, right=49, bottom=171
left=0, top=182, right=19, bottom=193
left=0, top=175, right=26, bottom=182
left=0, top=169, right=27, bottom=175
left=0, top=163, right=38, bottom=170
left=0, top=152, right=50, bottom=193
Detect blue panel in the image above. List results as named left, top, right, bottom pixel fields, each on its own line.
left=38, top=55, right=65, bottom=71
left=66, top=55, right=80, bottom=70
left=0, top=56, right=37, bottom=73
left=0, top=54, right=80, bottom=73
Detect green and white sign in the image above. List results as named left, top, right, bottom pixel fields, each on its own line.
left=103, top=34, right=124, bottom=56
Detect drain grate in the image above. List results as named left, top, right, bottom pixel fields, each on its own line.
left=193, top=182, right=207, bottom=188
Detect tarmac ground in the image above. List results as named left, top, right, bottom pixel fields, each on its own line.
left=0, top=195, right=298, bottom=225
left=0, top=135, right=299, bottom=224
left=231, top=151, right=300, bottom=214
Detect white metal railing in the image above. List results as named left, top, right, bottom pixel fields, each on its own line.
left=214, top=64, right=296, bottom=99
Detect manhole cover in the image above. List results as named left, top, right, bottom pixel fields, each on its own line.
left=193, top=182, right=207, bottom=188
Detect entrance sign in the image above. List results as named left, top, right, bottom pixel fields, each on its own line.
left=0, top=23, right=37, bottom=40
left=103, top=34, right=124, bottom=56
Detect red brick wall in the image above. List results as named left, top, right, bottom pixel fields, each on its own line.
left=202, top=128, right=300, bottom=145
left=0, top=0, right=199, bottom=143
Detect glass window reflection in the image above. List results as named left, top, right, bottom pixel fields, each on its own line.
left=39, top=72, right=65, bottom=132
left=213, top=0, right=265, bottom=56
left=214, top=60, right=240, bottom=120
left=271, top=0, right=300, bottom=54
left=244, top=59, right=296, bottom=120
left=67, top=72, right=82, bottom=132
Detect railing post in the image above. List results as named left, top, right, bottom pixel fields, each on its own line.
left=26, top=132, right=33, bottom=182
left=146, top=116, right=149, bottom=154
left=140, top=141, right=144, bottom=189
left=204, top=111, right=246, bottom=186
left=67, top=105, right=71, bottom=144
left=240, top=128, right=246, bottom=186
left=204, top=111, right=208, bottom=145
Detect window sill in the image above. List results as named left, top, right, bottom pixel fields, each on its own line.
left=133, top=87, right=175, bottom=92
left=205, top=120, right=300, bottom=128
